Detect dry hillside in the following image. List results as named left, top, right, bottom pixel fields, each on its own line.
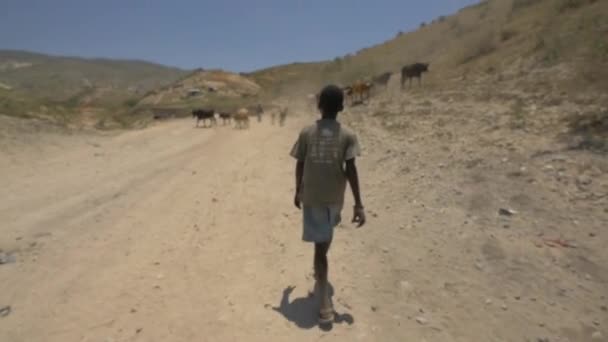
left=249, top=0, right=608, bottom=96
left=137, top=69, right=261, bottom=108
left=0, top=50, right=186, bottom=128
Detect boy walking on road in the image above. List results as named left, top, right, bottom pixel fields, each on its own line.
left=290, top=85, right=366, bottom=324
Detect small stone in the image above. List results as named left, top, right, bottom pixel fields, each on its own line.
left=577, top=175, right=592, bottom=186
left=589, top=232, right=596, bottom=237
left=501, top=304, right=508, bottom=311
left=537, top=338, right=549, bottom=342
left=382, top=248, right=389, bottom=253
left=212, top=198, right=218, bottom=203
left=591, top=331, right=603, bottom=340
left=586, top=274, right=592, bottom=280
left=0, top=252, right=16, bottom=265
left=539, top=322, right=546, bottom=327
left=415, top=316, right=428, bottom=325
left=499, top=208, right=517, bottom=216
left=515, top=296, right=521, bottom=300
left=601, top=305, right=607, bottom=311
left=485, top=298, right=493, bottom=305
left=0, top=306, right=11, bottom=317
left=475, top=262, right=484, bottom=271
left=136, top=328, right=143, bottom=334
left=593, top=320, right=600, bottom=326
left=371, top=306, right=378, bottom=312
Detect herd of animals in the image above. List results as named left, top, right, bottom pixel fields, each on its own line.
left=333, top=62, right=430, bottom=105
left=173, top=62, right=429, bottom=128
left=191, top=104, right=288, bottom=128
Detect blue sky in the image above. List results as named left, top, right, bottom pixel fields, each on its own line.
left=0, top=0, right=479, bottom=72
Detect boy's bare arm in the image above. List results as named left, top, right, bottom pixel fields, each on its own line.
left=294, top=160, right=304, bottom=209
left=345, top=159, right=366, bottom=227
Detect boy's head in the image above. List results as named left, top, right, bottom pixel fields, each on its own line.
left=317, top=85, right=344, bottom=118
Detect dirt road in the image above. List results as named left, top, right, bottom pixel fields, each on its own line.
left=1, top=102, right=607, bottom=341
left=1, top=115, right=373, bottom=342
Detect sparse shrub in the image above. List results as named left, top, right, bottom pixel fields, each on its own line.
left=512, top=0, right=542, bottom=10
left=509, top=98, right=527, bottom=130
left=556, top=0, right=586, bottom=12
left=420, top=22, right=426, bottom=28
left=396, top=31, right=403, bottom=37
left=124, top=98, right=138, bottom=108
left=500, top=29, right=518, bottom=42
left=438, top=16, right=446, bottom=23
left=566, top=110, right=608, bottom=152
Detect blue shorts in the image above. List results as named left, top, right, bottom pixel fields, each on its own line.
left=302, top=205, right=342, bottom=243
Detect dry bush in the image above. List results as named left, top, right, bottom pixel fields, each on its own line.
left=565, top=110, right=608, bottom=152
left=512, top=0, right=542, bottom=11
left=557, top=0, right=597, bottom=12
left=500, top=29, right=518, bottom=42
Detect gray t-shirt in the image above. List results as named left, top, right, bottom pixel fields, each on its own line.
left=290, top=119, right=361, bottom=206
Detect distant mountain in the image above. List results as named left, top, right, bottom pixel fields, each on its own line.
left=0, top=50, right=187, bottom=101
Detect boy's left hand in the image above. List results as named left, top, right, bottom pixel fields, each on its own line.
left=352, top=206, right=366, bottom=227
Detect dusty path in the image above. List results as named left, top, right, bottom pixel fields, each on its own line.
left=0, top=116, right=378, bottom=342
left=1, top=103, right=607, bottom=342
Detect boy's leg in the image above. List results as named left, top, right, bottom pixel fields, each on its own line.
left=314, top=241, right=332, bottom=314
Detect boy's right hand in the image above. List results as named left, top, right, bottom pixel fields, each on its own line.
left=294, top=192, right=301, bottom=209
left=352, top=206, right=366, bottom=227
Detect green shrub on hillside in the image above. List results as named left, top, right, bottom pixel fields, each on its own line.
left=501, top=29, right=518, bottom=42
left=124, top=98, right=139, bottom=108
left=512, top=0, right=542, bottom=10
left=557, top=0, right=598, bottom=12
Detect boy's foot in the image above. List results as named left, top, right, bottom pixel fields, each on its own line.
left=318, top=307, right=335, bottom=324
left=308, top=281, right=317, bottom=298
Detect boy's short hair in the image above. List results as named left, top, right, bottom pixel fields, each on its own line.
left=318, top=85, right=344, bottom=113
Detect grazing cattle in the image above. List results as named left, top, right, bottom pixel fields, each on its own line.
left=218, top=112, right=232, bottom=125
left=351, top=81, right=373, bottom=104
left=279, top=107, right=288, bottom=127
left=373, top=72, right=392, bottom=88
left=233, top=108, right=250, bottom=129
left=192, top=109, right=216, bottom=127
left=247, top=104, right=264, bottom=122
left=400, top=63, right=429, bottom=89
left=341, top=86, right=353, bottom=105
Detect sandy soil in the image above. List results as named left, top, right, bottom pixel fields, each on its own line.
left=1, top=92, right=607, bottom=342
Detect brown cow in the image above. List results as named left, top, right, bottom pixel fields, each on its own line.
left=401, top=63, right=429, bottom=89
left=218, top=112, right=232, bottom=125
left=351, top=81, right=373, bottom=104
left=373, top=72, right=392, bottom=88
left=233, top=108, right=250, bottom=129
